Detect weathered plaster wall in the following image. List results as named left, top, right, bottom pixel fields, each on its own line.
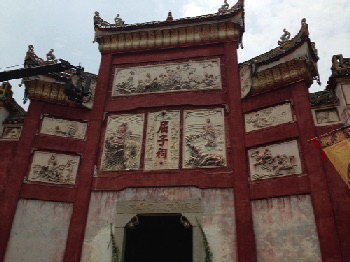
left=82, top=187, right=236, bottom=262
left=4, top=199, right=73, bottom=262
left=252, top=195, right=321, bottom=262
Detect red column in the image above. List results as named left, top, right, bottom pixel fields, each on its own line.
left=225, top=42, right=257, bottom=261
left=292, top=82, right=342, bottom=261
left=0, top=101, right=44, bottom=260
left=63, top=53, right=113, bottom=261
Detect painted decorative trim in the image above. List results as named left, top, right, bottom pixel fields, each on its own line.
left=40, top=117, right=87, bottom=140
left=183, top=108, right=226, bottom=169
left=95, top=20, right=242, bottom=52
left=249, top=59, right=315, bottom=94
left=144, top=111, right=180, bottom=170
left=248, top=140, right=302, bottom=181
left=24, top=77, right=96, bottom=108
left=112, top=59, right=222, bottom=96
left=245, top=103, right=294, bottom=132
left=28, top=151, right=80, bottom=185
left=101, top=114, right=144, bottom=171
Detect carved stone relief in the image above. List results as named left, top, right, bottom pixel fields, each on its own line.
left=183, top=108, right=226, bottom=168
left=28, top=151, right=80, bottom=185
left=248, top=140, right=302, bottom=181
left=1, top=126, right=22, bottom=139
left=144, top=111, right=180, bottom=170
left=245, top=103, right=294, bottom=132
left=101, top=114, right=144, bottom=171
left=112, top=58, right=222, bottom=96
left=40, top=117, right=87, bottom=139
left=314, top=108, right=340, bottom=125
left=240, top=64, right=252, bottom=98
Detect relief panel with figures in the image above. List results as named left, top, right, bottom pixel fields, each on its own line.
left=28, top=151, right=80, bottom=185
left=1, top=126, right=22, bottom=140
left=40, top=117, right=87, bottom=140
left=101, top=114, right=144, bottom=171
left=183, top=108, right=226, bottom=168
left=245, top=103, right=294, bottom=132
left=112, top=58, right=222, bottom=96
left=248, top=140, right=302, bottom=181
left=144, top=111, right=180, bottom=170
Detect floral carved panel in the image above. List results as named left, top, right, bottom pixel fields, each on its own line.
left=112, top=58, right=222, bottom=96
left=40, top=117, right=87, bottom=140
left=101, top=114, right=144, bottom=171
left=245, top=103, right=294, bottom=132
left=183, top=108, right=226, bottom=168
left=28, top=151, right=80, bottom=185
left=144, top=111, right=180, bottom=170
left=248, top=140, right=302, bottom=181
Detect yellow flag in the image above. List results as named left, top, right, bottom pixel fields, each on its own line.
left=317, top=125, right=350, bottom=189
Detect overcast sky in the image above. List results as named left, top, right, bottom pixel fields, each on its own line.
left=0, top=0, right=349, bottom=110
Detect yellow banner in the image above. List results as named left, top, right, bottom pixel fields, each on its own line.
left=323, top=138, right=350, bottom=188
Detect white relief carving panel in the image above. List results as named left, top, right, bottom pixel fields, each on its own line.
left=183, top=108, right=226, bottom=168
left=112, top=58, right=222, bottom=96
left=314, top=108, right=340, bottom=126
left=28, top=151, right=80, bottom=185
left=248, top=140, right=302, bottom=181
left=245, top=103, right=294, bottom=132
left=101, top=114, right=144, bottom=171
left=144, top=111, right=180, bottom=170
left=1, top=126, right=22, bottom=140
left=240, top=64, right=252, bottom=98
left=40, top=117, right=87, bottom=139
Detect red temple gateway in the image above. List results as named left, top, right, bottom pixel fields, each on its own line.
left=1, top=1, right=350, bottom=261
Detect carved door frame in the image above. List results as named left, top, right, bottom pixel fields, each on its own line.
left=115, top=200, right=204, bottom=262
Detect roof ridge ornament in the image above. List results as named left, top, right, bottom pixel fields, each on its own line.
left=218, top=0, right=230, bottom=14
left=166, top=11, right=174, bottom=22
left=278, top=28, right=291, bottom=46
left=114, top=14, right=125, bottom=27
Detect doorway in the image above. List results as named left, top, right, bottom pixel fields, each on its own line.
left=123, top=214, right=193, bottom=262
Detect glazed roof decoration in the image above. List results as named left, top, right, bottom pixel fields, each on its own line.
left=93, top=0, right=245, bottom=52
left=0, top=82, right=26, bottom=124
left=240, top=18, right=320, bottom=98
left=22, top=45, right=97, bottom=108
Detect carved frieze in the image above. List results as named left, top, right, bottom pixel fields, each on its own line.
left=183, top=108, right=226, bottom=168
left=248, top=140, right=302, bottom=181
left=314, top=108, right=340, bottom=125
left=144, top=111, right=180, bottom=170
left=112, top=59, right=221, bottom=96
left=40, top=117, right=87, bottom=140
left=1, top=126, right=22, bottom=139
left=28, top=151, right=80, bottom=185
left=101, top=114, right=144, bottom=171
left=245, top=103, right=294, bottom=132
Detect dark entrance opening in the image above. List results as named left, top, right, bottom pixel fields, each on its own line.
left=124, top=214, right=193, bottom=262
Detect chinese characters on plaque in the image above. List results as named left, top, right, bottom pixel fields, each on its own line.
left=100, top=108, right=226, bottom=171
